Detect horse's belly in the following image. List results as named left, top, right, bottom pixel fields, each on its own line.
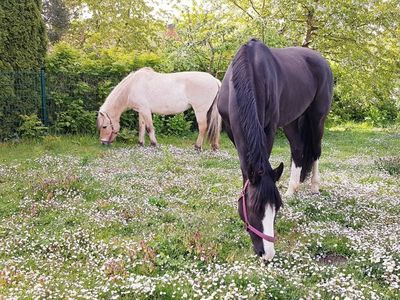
left=151, top=96, right=191, bottom=115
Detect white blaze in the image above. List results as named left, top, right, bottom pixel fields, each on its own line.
left=262, top=204, right=276, bottom=261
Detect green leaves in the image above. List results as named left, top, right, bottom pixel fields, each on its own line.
left=0, top=0, right=46, bottom=71
left=54, top=100, right=96, bottom=134
left=224, top=0, right=399, bottom=124
left=153, top=113, right=193, bottom=136
left=18, top=114, right=48, bottom=139
left=63, top=0, right=162, bottom=51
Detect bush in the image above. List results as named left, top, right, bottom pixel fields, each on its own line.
left=117, top=128, right=138, bottom=144
left=120, top=110, right=139, bottom=132
left=364, top=100, right=398, bottom=127
left=45, top=43, right=164, bottom=134
left=3, top=40, right=398, bottom=141
left=166, top=113, right=193, bottom=136
left=54, top=100, right=96, bottom=134
left=18, top=114, right=47, bottom=139
left=153, top=113, right=192, bottom=136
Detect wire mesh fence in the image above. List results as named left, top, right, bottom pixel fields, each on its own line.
left=0, top=71, right=42, bottom=140
left=0, top=69, right=126, bottom=140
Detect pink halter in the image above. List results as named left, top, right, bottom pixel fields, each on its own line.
left=239, top=180, right=276, bottom=243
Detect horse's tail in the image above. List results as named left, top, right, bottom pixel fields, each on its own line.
left=231, top=44, right=268, bottom=183
left=207, top=79, right=222, bottom=150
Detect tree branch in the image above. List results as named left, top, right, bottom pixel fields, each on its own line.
left=229, top=0, right=254, bottom=20
left=249, top=0, right=261, bottom=18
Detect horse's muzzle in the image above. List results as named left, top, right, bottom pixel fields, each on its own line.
left=261, top=249, right=275, bottom=261
left=101, top=140, right=111, bottom=146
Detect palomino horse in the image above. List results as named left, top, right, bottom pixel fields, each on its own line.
left=218, top=39, right=333, bottom=261
left=97, top=67, right=221, bottom=150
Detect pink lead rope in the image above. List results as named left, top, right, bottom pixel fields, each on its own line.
left=239, top=180, right=276, bottom=243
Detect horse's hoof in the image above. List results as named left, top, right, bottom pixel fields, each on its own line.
left=150, top=142, right=158, bottom=147
left=311, top=184, right=320, bottom=194
left=138, top=142, right=144, bottom=147
left=211, top=144, right=219, bottom=151
left=194, top=145, right=202, bottom=151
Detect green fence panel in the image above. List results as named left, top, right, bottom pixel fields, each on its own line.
left=0, top=71, right=41, bottom=140
left=0, top=70, right=135, bottom=140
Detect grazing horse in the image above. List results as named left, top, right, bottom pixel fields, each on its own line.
left=218, top=39, right=333, bottom=260
left=97, top=67, right=222, bottom=150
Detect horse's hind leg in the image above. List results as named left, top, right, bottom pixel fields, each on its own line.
left=140, top=109, right=158, bottom=146
left=283, top=121, right=303, bottom=197
left=284, top=114, right=326, bottom=195
left=193, top=110, right=208, bottom=150
left=308, top=115, right=326, bottom=194
left=138, top=113, right=146, bottom=146
left=307, top=75, right=333, bottom=193
left=311, top=158, right=320, bottom=194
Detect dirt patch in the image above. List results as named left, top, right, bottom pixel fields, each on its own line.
left=316, top=253, right=348, bottom=266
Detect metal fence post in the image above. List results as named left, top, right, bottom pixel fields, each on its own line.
left=40, top=68, right=48, bottom=126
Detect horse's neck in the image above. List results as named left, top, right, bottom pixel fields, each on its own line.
left=100, top=97, right=128, bottom=121
left=100, top=72, right=138, bottom=119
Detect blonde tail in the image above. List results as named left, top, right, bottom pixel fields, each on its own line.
left=207, top=80, right=222, bottom=150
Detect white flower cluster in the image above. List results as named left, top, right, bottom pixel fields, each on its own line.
left=1, top=133, right=399, bottom=298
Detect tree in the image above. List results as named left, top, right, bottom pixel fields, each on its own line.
left=43, top=0, right=71, bottom=44
left=161, top=1, right=285, bottom=78
left=224, top=0, right=400, bottom=123
left=62, top=0, right=162, bottom=51
left=0, top=0, right=47, bottom=140
left=0, top=0, right=47, bottom=70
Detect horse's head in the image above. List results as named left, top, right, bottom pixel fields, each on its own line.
left=97, top=111, right=120, bottom=145
left=238, top=162, right=284, bottom=261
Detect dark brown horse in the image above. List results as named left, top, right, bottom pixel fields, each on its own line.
left=218, top=39, right=333, bottom=260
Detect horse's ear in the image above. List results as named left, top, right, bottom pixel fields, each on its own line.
left=96, top=112, right=103, bottom=129
left=273, top=162, right=284, bottom=182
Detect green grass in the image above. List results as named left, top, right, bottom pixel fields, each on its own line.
left=0, top=124, right=399, bottom=299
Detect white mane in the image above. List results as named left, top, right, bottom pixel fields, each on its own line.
left=101, top=72, right=136, bottom=112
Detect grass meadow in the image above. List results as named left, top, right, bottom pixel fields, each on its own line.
left=0, top=124, right=399, bottom=299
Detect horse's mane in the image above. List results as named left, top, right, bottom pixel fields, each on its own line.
left=141, top=66, right=154, bottom=72
left=232, top=39, right=281, bottom=208
left=252, top=171, right=283, bottom=212
left=231, top=40, right=269, bottom=183
left=103, top=72, right=136, bottom=109
left=104, top=67, right=156, bottom=108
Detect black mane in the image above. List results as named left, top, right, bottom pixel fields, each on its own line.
left=230, top=40, right=284, bottom=209
left=231, top=40, right=277, bottom=184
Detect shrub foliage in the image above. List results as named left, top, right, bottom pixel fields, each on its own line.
left=0, top=0, right=47, bottom=140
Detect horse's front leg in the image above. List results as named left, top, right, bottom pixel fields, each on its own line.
left=141, top=109, right=158, bottom=147
left=285, top=162, right=302, bottom=196
left=283, top=122, right=303, bottom=197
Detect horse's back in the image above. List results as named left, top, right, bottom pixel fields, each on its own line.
left=218, top=40, right=333, bottom=129
left=269, top=47, right=333, bottom=126
left=156, top=71, right=219, bottom=109
left=271, top=47, right=332, bottom=86
left=133, top=68, right=219, bottom=114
